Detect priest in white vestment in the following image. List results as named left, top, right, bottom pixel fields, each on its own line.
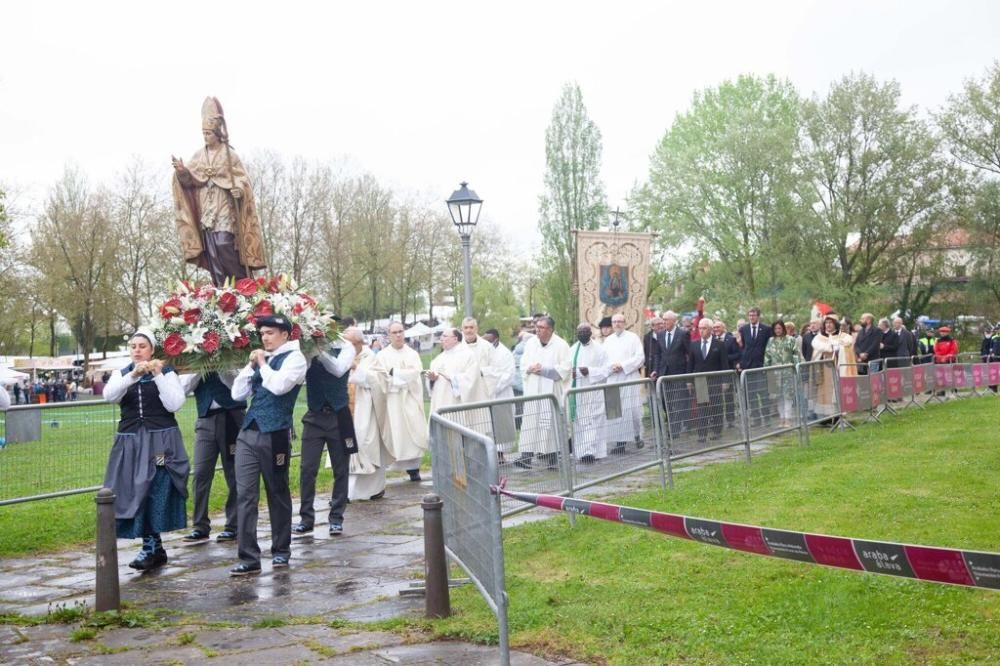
left=602, top=313, right=646, bottom=451
left=568, top=323, right=611, bottom=462
left=460, top=317, right=496, bottom=401
left=428, top=327, right=480, bottom=420
left=375, top=322, right=429, bottom=482
left=347, top=344, right=389, bottom=500
left=516, top=316, right=572, bottom=468
left=483, top=328, right=517, bottom=455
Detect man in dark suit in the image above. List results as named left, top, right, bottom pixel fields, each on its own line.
left=853, top=313, right=881, bottom=374
left=643, top=316, right=664, bottom=379
left=738, top=307, right=771, bottom=426
left=713, top=319, right=740, bottom=427
left=888, top=317, right=916, bottom=368
left=687, top=319, right=730, bottom=443
left=655, top=310, right=690, bottom=437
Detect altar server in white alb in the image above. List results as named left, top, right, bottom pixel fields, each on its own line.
left=568, top=323, right=611, bottom=463
left=374, top=321, right=428, bottom=482
left=460, top=317, right=496, bottom=401
left=602, top=313, right=646, bottom=453
left=515, top=316, right=572, bottom=469
left=347, top=332, right=388, bottom=500
left=428, top=328, right=480, bottom=415
left=482, top=328, right=517, bottom=455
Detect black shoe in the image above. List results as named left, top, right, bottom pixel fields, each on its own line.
left=182, top=530, right=209, bottom=542
left=129, top=550, right=167, bottom=571
left=229, top=563, right=262, bottom=577
left=272, top=556, right=289, bottom=568
left=611, top=445, right=627, bottom=456
left=216, top=530, right=237, bottom=542
left=370, top=490, right=385, bottom=500
left=292, top=523, right=314, bottom=535
left=329, top=523, right=343, bottom=536
left=635, top=441, right=645, bottom=449
left=513, top=455, right=533, bottom=469
left=709, top=433, right=722, bottom=441
left=581, top=454, right=595, bottom=464
left=407, top=469, right=422, bottom=482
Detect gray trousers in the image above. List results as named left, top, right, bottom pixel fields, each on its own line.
left=191, top=409, right=243, bottom=535
left=298, top=410, right=348, bottom=528
left=235, top=428, right=292, bottom=566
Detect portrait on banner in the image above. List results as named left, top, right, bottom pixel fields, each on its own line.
left=600, top=264, right=628, bottom=306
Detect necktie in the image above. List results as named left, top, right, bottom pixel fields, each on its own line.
left=752, top=326, right=757, bottom=340
left=666, top=331, right=672, bottom=348
left=702, top=340, right=709, bottom=359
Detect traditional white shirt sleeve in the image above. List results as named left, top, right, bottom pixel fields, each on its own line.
left=318, top=343, right=357, bottom=378
left=231, top=362, right=256, bottom=402
left=154, top=370, right=186, bottom=413
left=179, top=373, right=200, bottom=395
left=260, top=350, right=308, bottom=396
left=104, top=368, right=139, bottom=404
left=0, top=385, right=9, bottom=411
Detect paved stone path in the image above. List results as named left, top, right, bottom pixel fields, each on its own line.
left=0, top=443, right=769, bottom=665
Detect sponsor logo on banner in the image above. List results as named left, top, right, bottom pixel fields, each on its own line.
left=619, top=507, right=652, bottom=527
left=989, top=362, right=1000, bottom=385
left=804, top=534, right=864, bottom=570
left=906, top=545, right=976, bottom=586
left=912, top=365, right=926, bottom=393
left=650, top=512, right=689, bottom=539
left=840, top=376, right=859, bottom=412
left=870, top=372, right=882, bottom=407
left=853, top=540, right=917, bottom=578
left=886, top=368, right=903, bottom=400
left=962, top=552, right=1000, bottom=589
left=762, top=529, right=816, bottom=563
left=684, top=518, right=728, bottom=546
left=721, top=524, right=770, bottom=555
left=935, top=364, right=951, bottom=388
left=953, top=365, right=967, bottom=388
left=972, top=364, right=987, bottom=388
left=563, top=498, right=593, bottom=516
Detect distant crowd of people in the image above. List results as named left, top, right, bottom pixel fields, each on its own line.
left=5, top=377, right=80, bottom=405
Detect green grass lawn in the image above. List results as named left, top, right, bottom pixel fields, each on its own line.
left=396, top=398, right=1000, bottom=665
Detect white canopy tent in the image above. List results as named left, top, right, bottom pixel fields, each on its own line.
left=403, top=322, right=435, bottom=352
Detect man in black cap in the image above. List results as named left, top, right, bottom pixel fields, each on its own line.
left=293, top=326, right=363, bottom=538
left=228, top=314, right=307, bottom=576
left=598, top=316, right=613, bottom=341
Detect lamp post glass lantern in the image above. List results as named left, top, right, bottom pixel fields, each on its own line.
left=446, top=182, right=483, bottom=318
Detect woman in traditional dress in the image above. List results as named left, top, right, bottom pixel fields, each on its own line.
left=810, top=315, right=858, bottom=417
left=764, top=320, right=799, bottom=427
left=103, top=329, right=189, bottom=571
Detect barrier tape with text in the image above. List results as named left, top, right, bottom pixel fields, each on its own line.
left=491, top=481, right=1000, bottom=590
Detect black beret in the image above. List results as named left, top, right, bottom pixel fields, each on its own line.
left=256, top=314, right=293, bottom=333
left=598, top=316, right=613, bottom=328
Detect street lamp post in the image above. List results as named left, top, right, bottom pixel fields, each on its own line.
left=446, top=182, right=483, bottom=319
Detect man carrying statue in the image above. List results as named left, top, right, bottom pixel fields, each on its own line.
left=172, top=96, right=266, bottom=287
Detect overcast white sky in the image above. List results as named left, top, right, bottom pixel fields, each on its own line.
left=2, top=1, right=997, bottom=258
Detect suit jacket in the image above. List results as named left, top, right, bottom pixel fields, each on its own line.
left=880, top=330, right=899, bottom=359
left=657, top=327, right=690, bottom=376
left=896, top=328, right=917, bottom=359
left=738, top=323, right=771, bottom=369
left=688, top=336, right=730, bottom=374
left=643, top=330, right=660, bottom=376
left=801, top=330, right=816, bottom=363
left=853, top=325, right=882, bottom=362
left=719, top=333, right=741, bottom=366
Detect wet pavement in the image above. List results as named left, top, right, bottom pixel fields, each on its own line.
left=0, top=441, right=772, bottom=665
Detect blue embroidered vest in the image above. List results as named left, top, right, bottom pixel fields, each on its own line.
left=242, top=352, right=302, bottom=433
left=305, top=350, right=349, bottom=413
left=195, top=372, right=247, bottom=417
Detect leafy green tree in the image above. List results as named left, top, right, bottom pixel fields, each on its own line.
left=635, top=74, right=803, bottom=311
left=538, top=82, right=607, bottom=335
left=798, top=72, right=954, bottom=312
left=937, top=61, right=1000, bottom=176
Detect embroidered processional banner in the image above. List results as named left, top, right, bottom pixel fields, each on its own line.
left=574, top=230, right=655, bottom=337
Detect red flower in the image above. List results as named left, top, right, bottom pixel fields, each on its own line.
left=217, top=291, right=238, bottom=313
left=253, top=300, right=273, bottom=317
left=292, top=302, right=304, bottom=315
left=267, top=276, right=281, bottom=294
left=233, top=333, right=250, bottom=349
left=162, top=332, right=186, bottom=357
left=235, top=278, right=258, bottom=297
left=183, top=308, right=201, bottom=324
left=159, top=297, right=182, bottom=319
left=311, top=329, right=326, bottom=338
left=201, top=330, right=221, bottom=353
left=290, top=324, right=302, bottom=341
left=256, top=277, right=266, bottom=287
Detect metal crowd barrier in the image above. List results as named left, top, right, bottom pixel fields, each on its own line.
left=656, top=370, right=748, bottom=471
left=740, top=364, right=806, bottom=445
left=563, top=377, right=667, bottom=494
left=795, top=359, right=844, bottom=429
left=427, top=413, right=510, bottom=666
left=438, top=393, right=570, bottom=517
